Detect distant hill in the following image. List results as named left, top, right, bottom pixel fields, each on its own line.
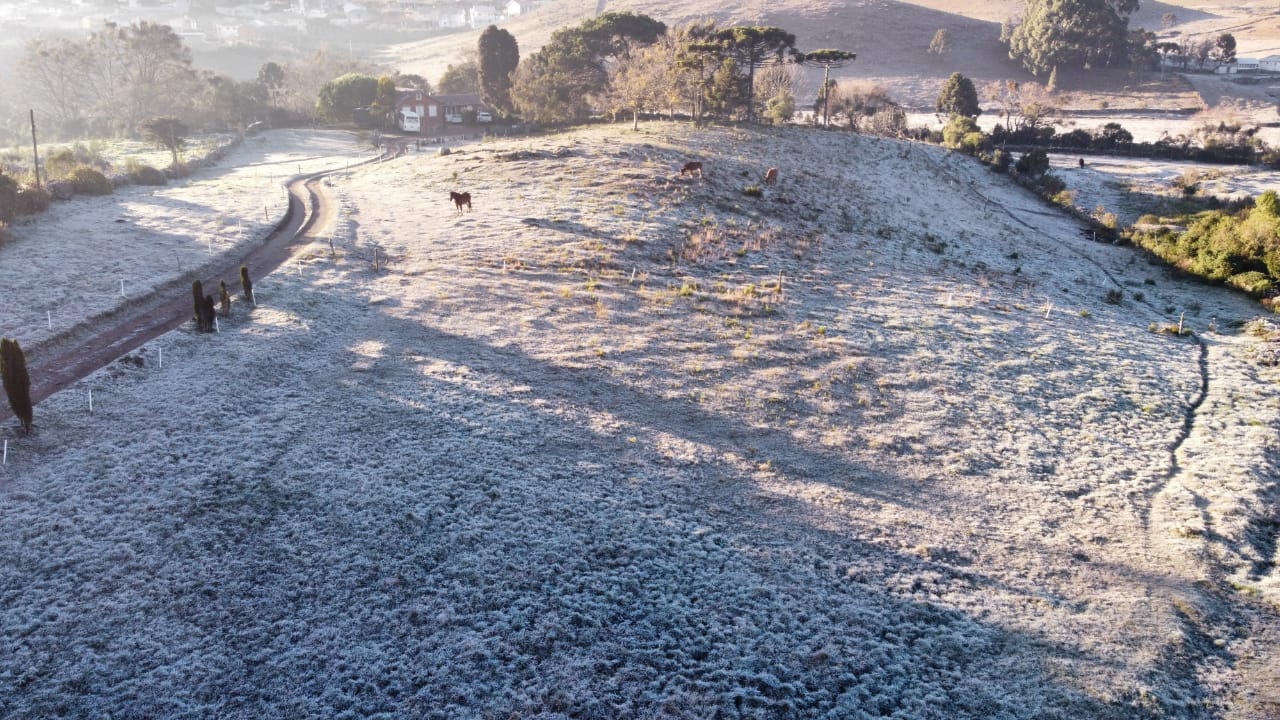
left=385, top=0, right=1280, bottom=111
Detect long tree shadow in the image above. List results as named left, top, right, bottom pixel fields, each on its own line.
left=0, top=270, right=1233, bottom=719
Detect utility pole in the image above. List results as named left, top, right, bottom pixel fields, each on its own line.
left=29, top=109, right=41, bottom=188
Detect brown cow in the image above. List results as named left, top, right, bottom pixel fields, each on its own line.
left=680, top=161, right=703, bottom=178
left=764, top=167, right=778, bottom=185
left=450, top=191, right=472, bottom=212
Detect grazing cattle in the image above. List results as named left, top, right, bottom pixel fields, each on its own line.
left=764, top=167, right=778, bottom=185
left=450, top=191, right=472, bottom=212
left=680, top=161, right=703, bottom=178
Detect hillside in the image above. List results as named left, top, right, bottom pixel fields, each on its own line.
left=0, top=122, right=1277, bottom=716
left=387, top=0, right=1280, bottom=112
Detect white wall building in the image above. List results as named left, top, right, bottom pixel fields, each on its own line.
left=468, top=4, right=498, bottom=28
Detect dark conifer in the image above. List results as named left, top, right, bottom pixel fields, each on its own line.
left=0, top=337, right=33, bottom=434
left=239, top=265, right=253, bottom=303
left=200, top=295, right=216, bottom=332
left=219, top=280, right=231, bottom=317
left=192, top=279, right=204, bottom=325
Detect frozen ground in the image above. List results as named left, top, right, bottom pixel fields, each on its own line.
left=1, top=124, right=1278, bottom=718
left=0, top=129, right=376, bottom=353
left=1044, top=153, right=1280, bottom=228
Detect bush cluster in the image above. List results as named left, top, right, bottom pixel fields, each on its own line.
left=15, top=185, right=51, bottom=215
left=132, top=164, right=168, bottom=186
left=66, top=166, right=114, bottom=196
left=1129, top=190, right=1280, bottom=298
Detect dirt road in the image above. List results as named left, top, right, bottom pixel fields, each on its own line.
left=0, top=171, right=340, bottom=426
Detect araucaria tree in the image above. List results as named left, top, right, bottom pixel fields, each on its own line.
left=1, top=337, right=33, bottom=434
left=796, top=49, right=857, bottom=126
left=1006, top=0, right=1139, bottom=75
left=714, top=26, right=798, bottom=122
left=478, top=25, right=520, bottom=118
left=936, top=72, right=981, bottom=118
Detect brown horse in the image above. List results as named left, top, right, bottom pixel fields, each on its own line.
left=680, top=161, right=703, bottom=178
left=764, top=167, right=778, bottom=185
left=450, top=191, right=472, bottom=212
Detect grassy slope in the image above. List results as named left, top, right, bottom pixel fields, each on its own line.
left=1, top=122, right=1277, bottom=716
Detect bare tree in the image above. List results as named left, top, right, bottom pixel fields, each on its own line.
left=754, top=62, right=808, bottom=121
left=983, top=80, right=1059, bottom=137
left=829, top=80, right=899, bottom=133
left=17, top=38, right=94, bottom=132
left=83, top=21, right=200, bottom=133
left=601, top=42, right=664, bottom=129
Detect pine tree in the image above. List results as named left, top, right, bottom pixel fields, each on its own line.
left=1, top=337, right=33, bottom=434
left=240, top=265, right=253, bottom=303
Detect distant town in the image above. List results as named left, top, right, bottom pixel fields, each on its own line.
left=1, top=0, right=553, bottom=36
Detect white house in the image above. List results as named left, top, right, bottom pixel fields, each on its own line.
left=1236, top=57, right=1260, bottom=72
left=468, top=4, right=498, bottom=28
left=438, top=8, right=466, bottom=27
left=342, top=2, right=371, bottom=23
left=1259, top=55, right=1280, bottom=73
left=504, top=0, right=522, bottom=16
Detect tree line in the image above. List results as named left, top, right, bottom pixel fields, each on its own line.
left=2, top=20, right=388, bottom=143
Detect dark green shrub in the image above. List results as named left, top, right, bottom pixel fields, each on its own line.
left=66, top=166, right=113, bottom=196
left=240, top=265, right=253, bottom=302
left=991, top=149, right=1011, bottom=173
left=1, top=337, right=33, bottom=434
left=201, top=295, right=216, bottom=332
left=0, top=174, right=16, bottom=224
left=15, top=185, right=51, bottom=215
left=1103, top=289, right=1123, bottom=304
left=1229, top=271, right=1273, bottom=297
left=192, top=279, right=204, bottom=325
left=1038, top=173, right=1066, bottom=195
left=1016, top=149, right=1050, bottom=177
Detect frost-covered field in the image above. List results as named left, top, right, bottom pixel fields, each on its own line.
left=1, top=124, right=1278, bottom=718
left=1044, top=153, right=1280, bottom=228
left=0, top=129, right=374, bottom=352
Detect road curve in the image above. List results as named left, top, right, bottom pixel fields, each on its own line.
left=0, top=164, right=350, bottom=426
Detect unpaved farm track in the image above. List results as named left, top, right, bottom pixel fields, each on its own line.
left=0, top=169, right=344, bottom=426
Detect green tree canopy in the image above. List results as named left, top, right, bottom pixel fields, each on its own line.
left=316, top=73, right=377, bottom=121
left=1213, top=33, right=1236, bottom=64
left=511, top=11, right=666, bottom=124
left=936, top=72, right=981, bottom=118
left=139, top=116, right=190, bottom=166
left=478, top=25, right=520, bottom=118
left=1006, top=0, right=1137, bottom=75
left=370, top=75, right=398, bottom=126
left=438, top=59, right=480, bottom=94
